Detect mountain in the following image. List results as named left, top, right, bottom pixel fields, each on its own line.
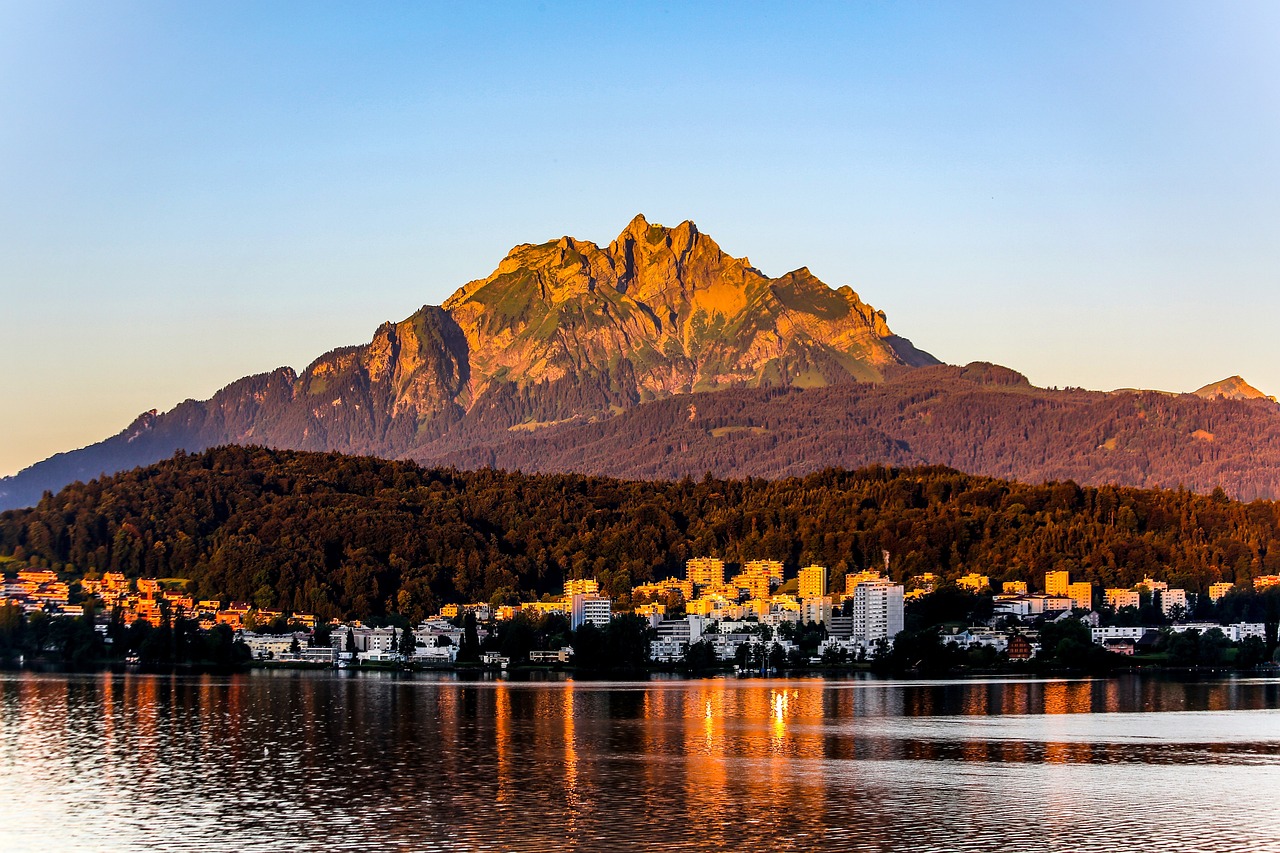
left=1193, top=376, right=1276, bottom=403
left=411, top=362, right=1280, bottom=501
left=0, top=215, right=935, bottom=510
left=3, top=446, right=1277, bottom=619
left=6, top=215, right=1280, bottom=509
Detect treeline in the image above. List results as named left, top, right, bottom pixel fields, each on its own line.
left=0, top=604, right=251, bottom=667
left=5, top=446, right=1280, bottom=622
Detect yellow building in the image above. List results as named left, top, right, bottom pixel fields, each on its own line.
left=1208, top=582, right=1234, bottom=601
left=745, top=560, right=783, bottom=584
left=1002, top=580, right=1029, bottom=595
left=957, top=573, right=990, bottom=593
left=908, top=573, right=939, bottom=594
left=686, top=557, right=726, bottom=589
left=564, top=578, right=599, bottom=597
left=1253, top=575, right=1280, bottom=592
left=1067, top=581, right=1093, bottom=611
left=732, top=561, right=778, bottom=600
left=798, top=565, right=828, bottom=598
left=1045, top=571, right=1070, bottom=596
left=844, top=571, right=887, bottom=594
left=1105, top=588, right=1141, bottom=609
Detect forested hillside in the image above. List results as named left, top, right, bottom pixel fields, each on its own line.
left=417, top=364, right=1280, bottom=500
left=3, top=447, right=1279, bottom=622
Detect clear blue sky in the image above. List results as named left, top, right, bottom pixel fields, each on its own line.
left=2, top=1, right=1278, bottom=476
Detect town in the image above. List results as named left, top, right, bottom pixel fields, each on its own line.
left=2, top=557, right=1276, bottom=673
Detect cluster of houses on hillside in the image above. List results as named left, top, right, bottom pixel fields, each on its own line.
left=3, top=560, right=1275, bottom=668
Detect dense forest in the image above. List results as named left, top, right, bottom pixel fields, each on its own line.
left=4, top=446, right=1280, bottom=623
left=9, top=362, right=1280, bottom=514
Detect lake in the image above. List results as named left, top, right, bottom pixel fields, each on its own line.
left=1, top=670, right=1278, bottom=851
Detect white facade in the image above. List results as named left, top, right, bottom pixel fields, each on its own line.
left=570, top=594, right=612, bottom=630
left=1091, top=626, right=1148, bottom=643
left=1157, top=588, right=1188, bottom=615
left=851, top=581, right=904, bottom=647
left=800, top=596, right=834, bottom=626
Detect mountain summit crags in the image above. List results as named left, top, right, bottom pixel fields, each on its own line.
left=0, top=216, right=935, bottom=509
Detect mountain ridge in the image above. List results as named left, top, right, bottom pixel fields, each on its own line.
left=0, top=215, right=935, bottom=509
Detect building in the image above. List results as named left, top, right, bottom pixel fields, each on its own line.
left=686, top=557, right=725, bottom=589
left=564, top=579, right=599, bottom=597
left=1067, top=581, right=1093, bottom=611
left=798, top=565, right=828, bottom=598
left=1002, top=580, right=1029, bottom=595
left=1253, top=575, right=1280, bottom=592
left=827, top=615, right=854, bottom=640
left=844, top=571, right=887, bottom=594
left=800, top=596, right=834, bottom=626
left=1045, top=571, right=1070, bottom=596
left=1157, top=587, right=1188, bottom=615
left=993, top=594, right=1072, bottom=618
left=850, top=580, right=904, bottom=648
left=649, top=616, right=705, bottom=662
left=732, top=561, right=780, bottom=600
left=1105, top=588, right=1142, bottom=610
left=529, top=648, right=573, bottom=664
left=908, top=573, right=939, bottom=594
left=1208, top=582, right=1234, bottom=601
left=1091, top=626, right=1148, bottom=644
left=957, top=573, right=990, bottom=593
left=570, top=594, right=611, bottom=630
left=1007, top=634, right=1033, bottom=660
left=1168, top=623, right=1266, bottom=643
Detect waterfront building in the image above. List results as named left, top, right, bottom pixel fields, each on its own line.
left=1007, top=634, right=1033, bottom=660
left=850, top=580, right=904, bottom=647
left=529, top=648, right=573, bottom=664
left=649, top=616, right=705, bottom=662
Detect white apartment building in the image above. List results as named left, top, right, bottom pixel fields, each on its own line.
left=851, top=580, right=905, bottom=648
left=570, top=593, right=612, bottom=630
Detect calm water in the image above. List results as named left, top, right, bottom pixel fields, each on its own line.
left=1, top=671, right=1279, bottom=852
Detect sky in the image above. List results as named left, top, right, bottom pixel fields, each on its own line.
left=2, top=0, right=1278, bottom=477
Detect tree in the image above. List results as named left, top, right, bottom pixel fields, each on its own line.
left=399, top=624, right=417, bottom=658
left=289, top=636, right=301, bottom=656
left=1237, top=636, right=1267, bottom=669
left=685, top=639, right=717, bottom=672
left=456, top=612, right=481, bottom=663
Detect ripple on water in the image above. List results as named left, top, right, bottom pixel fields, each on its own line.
left=0, top=671, right=1278, bottom=852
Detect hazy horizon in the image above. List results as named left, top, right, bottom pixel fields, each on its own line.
left=3, top=1, right=1278, bottom=477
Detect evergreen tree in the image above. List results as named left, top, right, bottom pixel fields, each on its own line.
left=457, top=612, right=481, bottom=663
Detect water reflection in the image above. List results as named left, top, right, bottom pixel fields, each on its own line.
left=1, top=672, right=1278, bottom=852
